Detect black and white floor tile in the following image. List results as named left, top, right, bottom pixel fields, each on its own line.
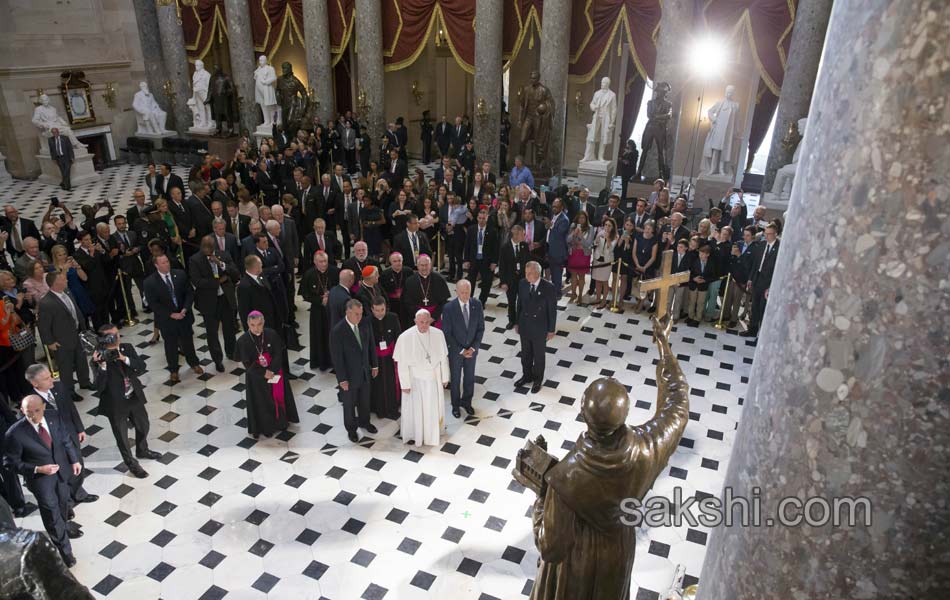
left=1, top=164, right=755, bottom=599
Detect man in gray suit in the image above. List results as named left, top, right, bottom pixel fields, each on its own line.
left=37, top=271, right=91, bottom=400
left=48, top=128, right=74, bottom=191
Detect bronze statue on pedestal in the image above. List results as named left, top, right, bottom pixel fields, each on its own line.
left=636, top=81, right=673, bottom=181
left=275, top=62, right=308, bottom=138
left=207, top=66, right=236, bottom=137
left=514, top=316, right=690, bottom=600
left=517, top=70, right=555, bottom=173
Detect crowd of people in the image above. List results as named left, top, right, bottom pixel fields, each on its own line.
left=0, top=111, right=782, bottom=568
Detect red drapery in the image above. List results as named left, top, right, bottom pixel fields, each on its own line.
left=502, top=0, right=542, bottom=67
left=702, top=0, right=796, bottom=95
left=249, top=0, right=305, bottom=59
left=381, top=0, right=476, bottom=72
left=182, top=0, right=228, bottom=62
left=568, top=0, right=661, bottom=82
left=329, top=0, right=356, bottom=65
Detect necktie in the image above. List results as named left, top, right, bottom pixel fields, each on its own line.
left=121, top=233, right=129, bottom=247
left=56, top=137, right=62, bottom=155
left=759, top=244, right=772, bottom=272
left=410, top=233, right=418, bottom=255
left=46, top=390, right=58, bottom=410
left=272, top=236, right=283, bottom=257
left=352, top=323, right=361, bottom=348
left=37, top=423, right=52, bottom=449
left=463, top=303, right=469, bottom=328
left=530, top=284, right=536, bottom=296
left=477, top=229, right=484, bottom=258
left=318, top=235, right=324, bottom=250
left=218, top=237, right=225, bottom=252
left=12, top=223, right=22, bottom=252
left=60, top=292, right=79, bottom=327
left=165, top=274, right=178, bottom=308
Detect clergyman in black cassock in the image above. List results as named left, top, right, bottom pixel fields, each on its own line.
left=300, top=252, right=339, bottom=370
left=237, top=317, right=299, bottom=438
left=368, top=299, right=400, bottom=419
left=401, top=255, right=450, bottom=329
left=380, top=254, right=408, bottom=329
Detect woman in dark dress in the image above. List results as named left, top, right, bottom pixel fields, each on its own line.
left=632, top=220, right=660, bottom=311
left=237, top=311, right=299, bottom=439
left=368, top=298, right=401, bottom=420
left=616, top=217, right=638, bottom=305
left=360, top=195, right=386, bottom=259
left=387, top=189, right=415, bottom=239
left=300, top=250, right=339, bottom=370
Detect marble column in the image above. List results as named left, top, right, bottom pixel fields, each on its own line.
left=473, top=0, right=504, bottom=171
left=762, top=0, right=833, bottom=191
left=648, top=0, right=695, bottom=180
left=131, top=0, right=169, bottom=115
left=303, top=0, right=335, bottom=124
left=699, top=1, right=950, bottom=598
left=354, top=0, right=385, bottom=160
left=155, top=2, right=193, bottom=133
left=538, top=0, right=571, bottom=178
left=224, top=0, right=259, bottom=134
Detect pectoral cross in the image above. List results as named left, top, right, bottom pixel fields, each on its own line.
left=638, top=250, right=690, bottom=320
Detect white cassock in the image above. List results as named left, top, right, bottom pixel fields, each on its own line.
left=393, top=326, right=450, bottom=446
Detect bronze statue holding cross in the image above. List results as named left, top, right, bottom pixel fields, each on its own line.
left=638, top=249, right=690, bottom=319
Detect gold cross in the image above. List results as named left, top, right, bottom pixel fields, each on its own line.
left=638, top=250, right=690, bottom=320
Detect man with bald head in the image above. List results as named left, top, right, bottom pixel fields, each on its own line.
left=441, top=279, right=485, bottom=418
left=516, top=261, right=557, bottom=393
left=329, top=268, right=355, bottom=329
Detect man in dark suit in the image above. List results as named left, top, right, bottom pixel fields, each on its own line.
left=686, top=244, right=717, bottom=326
left=450, top=116, right=468, bottom=155
left=497, top=224, right=530, bottom=329
left=2, top=205, right=41, bottom=255
left=328, top=269, right=354, bottom=329
left=237, top=254, right=287, bottom=337
left=595, top=193, right=626, bottom=227
left=111, top=214, right=145, bottom=318
left=37, top=271, right=92, bottom=400
left=463, top=208, right=499, bottom=306
left=48, top=128, right=74, bottom=190
left=392, top=216, right=432, bottom=271
left=185, top=181, right=215, bottom=241
left=742, top=223, right=780, bottom=338
left=190, top=236, right=240, bottom=372
left=4, top=395, right=82, bottom=566
left=520, top=207, right=548, bottom=267
left=156, top=163, right=185, bottom=199
left=92, top=324, right=161, bottom=478
left=316, top=173, right=339, bottom=236
left=303, top=218, right=341, bottom=269
left=240, top=219, right=264, bottom=259
left=167, top=187, right=195, bottom=257
left=25, top=363, right=97, bottom=506
left=210, top=218, right=241, bottom=264
left=545, top=199, right=571, bottom=300
left=516, top=261, right=557, bottom=393
left=478, top=161, right=497, bottom=186
left=126, top=188, right=151, bottom=231
left=662, top=211, right=691, bottom=251
left=569, top=188, right=597, bottom=225
left=441, top=280, right=484, bottom=418
left=143, top=254, right=203, bottom=382
left=435, top=115, right=452, bottom=157
left=329, top=300, right=379, bottom=442
left=381, top=148, right=407, bottom=190
left=225, top=202, right=251, bottom=240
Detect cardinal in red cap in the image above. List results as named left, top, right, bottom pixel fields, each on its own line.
left=355, top=264, right=388, bottom=316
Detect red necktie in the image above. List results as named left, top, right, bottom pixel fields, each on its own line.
left=37, top=423, right=52, bottom=449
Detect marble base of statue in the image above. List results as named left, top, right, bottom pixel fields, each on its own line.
left=0, top=528, right=95, bottom=599
left=187, top=122, right=217, bottom=136
left=576, top=158, right=614, bottom=194
left=761, top=162, right=796, bottom=211
left=0, top=151, right=11, bottom=184
left=36, top=152, right=99, bottom=188
left=135, top=129, right=175, bottom=140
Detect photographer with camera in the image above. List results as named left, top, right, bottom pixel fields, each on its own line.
left=92, top=324, right=160, bottom=478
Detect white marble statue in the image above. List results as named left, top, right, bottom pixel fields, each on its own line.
left=31, top=94, right=86, bottom=151
left=769, top=117, right=808, bottom=203
left=582, top=77, right=618, bottom=163
left=254, top=56, right=278, bottom=130
left=701, top=84, right=740, bottom=177
left=188, top=59, right=214, bottom=130
left=133, top=82, right=170, bottom=135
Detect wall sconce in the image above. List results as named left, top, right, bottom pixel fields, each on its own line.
left=162, top=79, right=177, bottom=106
left=156, top=0, right=198, bottom=25
left=102, top=82, right=117, bottom=109
left=356, top=88, right=369, bottom=113
left=573, top=91, right=585, bottom=117
left=434, top=25, right=448, bottom=49
left=307, top=88, right=321, bottom=113
left=476, top=98, right=488, bottom=120
left=781, top=119, right=801, bottom=152
left=411, top=81, right=424, bottom=106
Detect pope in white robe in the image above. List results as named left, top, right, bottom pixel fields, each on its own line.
left=394, top=309, right=450, bottom=446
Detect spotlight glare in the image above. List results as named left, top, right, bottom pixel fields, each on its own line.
left=689, top=37, right=726, bottom=78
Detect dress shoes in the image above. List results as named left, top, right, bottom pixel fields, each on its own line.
left=136, top=450, right=163, bottom=461
left=451, top=407, right=461, bottom=418
left=62, top=554, right=77, bottom=568
left=76, top=494, right=99, bottom=504
left=347, top=431, right=359, bottom=443
left=169, top=372, right=180, bottom=383
left=13, top=502, right=37, bottom=518
left=530, top=382, right=542, bottom=394
left=363, top=424, right=378, bottom=434
left=739, top=330, right=757, bottom=338
left=215, top=362, right=225, bottom=373
left=191, top=366, right=205, bottom=375
left=514, top=376, right=531, bottom=388
left=128, top=463, right=149, bottom=478
left=463, top=405, right=475, bottom=416
left=67, top=525, right=83, bottom=539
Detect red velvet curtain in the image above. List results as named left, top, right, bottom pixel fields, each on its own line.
left=249, top=0, right=306, bottom=58
left=618, top=67, right=645, bottom=160
left=747, top=80, right=779, bottom=167
left=568, top=0, right=661, bottom=82
left=381, top=0, right=476, bottom=71
left=182, top=0, right=227, bottom=61
left=503, top=0, right=542, bottom=66
left=329, top=0, right=356, bottom=64
left=702, top=0, right=795, bottom=94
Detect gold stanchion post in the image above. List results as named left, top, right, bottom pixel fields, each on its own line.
left=117, top=270, right=138, bottom=327
left=714, top=273, right=731, bottom=330
left=609, top=258, right=625, bottom=313
left=43, top=344, right=60, bottom=380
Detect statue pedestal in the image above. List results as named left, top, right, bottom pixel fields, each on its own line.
left=188, top=123, right=217, bottom=136
left=0, top=152, right=11, bottom=184
left=693, top=174, right=736, bottom=208
left=576, top=159, right=614, bottom=194
left=253, top=124, right=272, bottom=143
left=137, top=130, right=175, bottom=142
left=36, top=151, right=100, bottom=187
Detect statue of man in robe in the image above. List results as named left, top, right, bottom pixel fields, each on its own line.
left=582, top=77, right=618, bottom=162
left=701, top=84, right=741, bottom=177
left=275, top=62, right=308, bottom=138
left=189, top=59, right=214, bottom=129
left=132, top=82, right=170, bottom=135
left=254, top=55, right=278, bottom=130
left=31, top=94, right=86, bottom=151
left=524, top=317, right=690, bottom=600
left=517, top=70, right=555, bottom=170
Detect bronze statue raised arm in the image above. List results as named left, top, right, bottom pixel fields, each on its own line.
left=515, top=316, right=690, bottom=600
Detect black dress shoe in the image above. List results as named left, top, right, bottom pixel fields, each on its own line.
left=77, top=494, right=99, bottom=504
left=13, top=502, right=37, bottom=518
left=215, top=362, right=225, bottom=373
left=67, top=526, right=83, bottom=539
left=451, top=407, right=461, bottom=418
left=128, top=463, right=149, bottom=478
left=739, top=330, right=757, bottom=338
left=514, top=376, right=530, bottom=388
left=463, top=405, right=475, bottom=416
left=363, top=424, right=378, bottom=434
left=530, top=382, right=542, bottom=394
left=80, top=384, right=95, bottom=391
left=136, top=450, right=162, bottom=460
left=347, top=431, right=359, bottom=442
left=67, top=509, right=75, bottom=520
left=62, top=554, right=77, bottom=568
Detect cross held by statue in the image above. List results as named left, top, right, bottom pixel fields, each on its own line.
left=638, top=249, right=690, bottom=320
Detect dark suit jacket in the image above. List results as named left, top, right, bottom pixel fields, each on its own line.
left=688, top=257, right=717, bottom=291
left=316, top=185, right=337, bottom=219
left=382, top=159, right=407, bottom=189
left=545, top=212, right=571, bottom=262
left=517, top=278, right=557, bottom=339
left=435, top=122, right=452, bottom=149
left=225, top=214, right=251, bottom=240
left=450, top=124, right=468, bottom=149
left=671, top=251, right=692, bottom=288
left=93, top=343, right=148, bottom=418
left=303, top=231, right=341, bottom=266
left=595, top=206, right=626, bottom=227
left=442, top=298, right=485, bottom=354
left=569, top=199, right=596, bottom=225
left=111, top=230, right=145, bottom=278
left=748, top=240, right=780, bottom=289
left=463, top=225, right=499, bottom=263
left=48, top=136, right=74, bottom=162
left=189, top=251, right=240, bottom=314
left=299, top=186, right=321, bottom=223
left=168, top=199, right=194, bottom=238
left=237, top=274, right=281, bottom=328
left=210, top=232, right=241, bottom=264
left=329, top=317, right=378, bottom=388
left=328, top=285, right=351, bottom=329
left=392, top=230, right=432, bottom=270
left=37, top=291, right=83, bottom=349
left=157, top=173, right=185, bottom=199
left=143, top=269, right=195, bottom=333
left=144, top=173, right=160, bottom=200
left=498, top=240, right=531, bottom=286
left=34, top=381, right=84, bottom=441
left=186, top=195, right=215, bottom=239
left=1, top=218, right=40, bottom=255
left=4, top=416, right=78, bottom=488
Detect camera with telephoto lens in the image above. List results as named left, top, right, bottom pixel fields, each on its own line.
left=97, top=334, right=120, bottom=362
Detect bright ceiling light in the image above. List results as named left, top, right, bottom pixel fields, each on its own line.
left=688, top=36, right=727, bottom=78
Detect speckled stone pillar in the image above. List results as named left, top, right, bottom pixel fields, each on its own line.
left=473, top=0, right=503, bottom=171
left=303, top=0, right=335, bottom=123
left=538, top=0, right=571, bottom=178
left=698, top=1, right=950, bottom=598
left=155, top=2, right=193, bottom=133
left=649, top=0, right=695, bottom=178
left=355, top=0, right=385, bottom=161
left=131, top=0, right=169, bottom=115
left=762, top=0, right=833, bottom=191
left=225, top=0, right=259, bottom=134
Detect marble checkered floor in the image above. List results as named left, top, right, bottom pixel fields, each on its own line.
left=1, top=164, right=756, bottom=599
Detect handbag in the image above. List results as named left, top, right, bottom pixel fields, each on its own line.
left=10, top=323, right=35, bottom=352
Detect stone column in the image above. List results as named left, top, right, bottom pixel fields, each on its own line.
left=224, top=0, right=259, bottom=134
left=155, top=3, right=192, bottom=132
left=649, top=0, right=695, bottom=180
left=538, top=0, right=571, bottom=178
left=698, top=1, right=950, bottom=598
left=473, top=0, right=504, bottom=171
left=354, top=0, right=385, bottom=161
left=303, top=0, right=335, bottom=123
left=761, top=0, right=833, bottom=191
left=131, top=0, right=169, bottom=115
